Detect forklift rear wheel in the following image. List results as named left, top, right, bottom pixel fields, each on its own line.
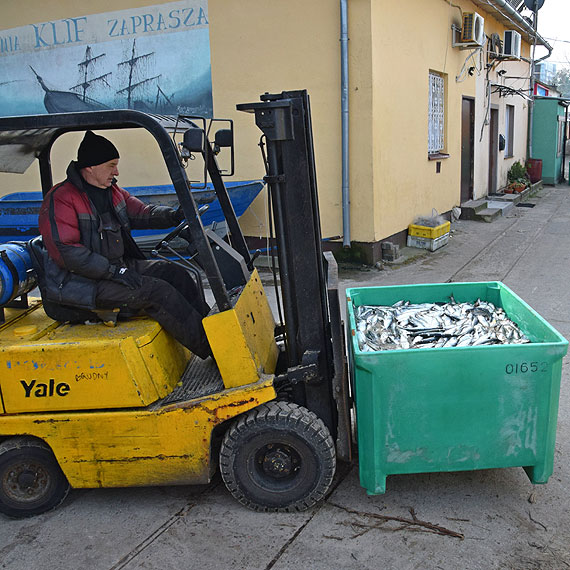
left=219, top=401, right=336, bottom=512
left=0, top=437, right=70, bottom=518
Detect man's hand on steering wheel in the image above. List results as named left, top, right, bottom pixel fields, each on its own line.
left=155, top=220, right=190, bottom=249
left=156, top=204, right=208, bottom=250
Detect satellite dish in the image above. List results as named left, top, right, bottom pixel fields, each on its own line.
left=524, top=0, right=545, bottom=10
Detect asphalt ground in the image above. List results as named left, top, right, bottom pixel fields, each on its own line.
left=1, top=184, right=570, bottom=569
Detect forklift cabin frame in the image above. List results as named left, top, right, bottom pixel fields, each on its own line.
left=0, top=109, right=247, bottom=312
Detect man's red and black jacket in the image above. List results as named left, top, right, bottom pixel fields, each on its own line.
left=38, top=161, right=177, bottom=309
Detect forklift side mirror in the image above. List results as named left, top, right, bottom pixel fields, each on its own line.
left=211, top=121, right=234, bottom=176
left=214, top=129, right=233, bottom=149
left=182, top=128, right=205, bottom=153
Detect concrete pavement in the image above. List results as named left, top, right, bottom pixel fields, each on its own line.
left=1, top=184, right=570, bottom=570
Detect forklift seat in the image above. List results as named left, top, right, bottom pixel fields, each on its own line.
left=26, top=236, right=132, bottom=325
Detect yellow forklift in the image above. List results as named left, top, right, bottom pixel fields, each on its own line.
left=0, top=90, right=352, bottom=517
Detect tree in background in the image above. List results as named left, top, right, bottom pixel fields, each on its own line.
left=555, top=68, right=570, bottom=97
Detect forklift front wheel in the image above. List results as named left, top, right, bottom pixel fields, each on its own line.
left=219, top=401, right=336, bottom=512
left=0, top=437, right=70, bottom=518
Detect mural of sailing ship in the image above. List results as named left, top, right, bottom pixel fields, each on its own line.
left=29, top=64, right=109, bottom=113
left=29, top=41, right=177, bottom=114
left=70, top=46, right=112, bottom=107
left=116, top=39, right=174, bottom=112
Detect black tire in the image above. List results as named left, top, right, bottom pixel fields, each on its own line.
left=0, top=437, right=70, bottom=518
left=219, top=401, right=336, bottom=512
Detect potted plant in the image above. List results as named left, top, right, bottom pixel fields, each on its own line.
left=509, top=181, right=526, bottom=193
left=506, top=160, right=530, bottom=193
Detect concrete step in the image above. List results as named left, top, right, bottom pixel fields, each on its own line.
left=488, top=192, right=520, bottom=204
left=488, top=181, right=542, bottom=204
left=486, top=200, right=514, bottom=216
left=476, top=207, right=502, bottom=223
left=460, top=199, right=489, bottom=220
left=460, top=181, right=543, bottom=223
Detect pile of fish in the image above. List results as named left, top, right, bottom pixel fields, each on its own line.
left=355, top=298, right=529, bottom=351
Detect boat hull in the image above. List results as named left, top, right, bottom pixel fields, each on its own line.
left=0, top=180, right=264, bottom=245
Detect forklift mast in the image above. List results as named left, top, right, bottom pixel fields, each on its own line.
left=238, top=90, right=346, bottom=445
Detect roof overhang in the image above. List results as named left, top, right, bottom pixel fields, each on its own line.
left=471, top=0, right=552, bottom=51
left=534, top=95, right=570, bottom=107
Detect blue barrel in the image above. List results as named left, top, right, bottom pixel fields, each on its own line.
left=0, top=242, right=36, bottom=307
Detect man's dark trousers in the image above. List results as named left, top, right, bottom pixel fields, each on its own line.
left=95, top=259, right=211, bottom=358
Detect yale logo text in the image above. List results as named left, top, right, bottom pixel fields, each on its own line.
left=21, top=379, right=70, bottom=398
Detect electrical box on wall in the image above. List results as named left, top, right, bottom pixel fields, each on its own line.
left=503, top=30, right=522, bottom=59
left=461, top=12, right=485, bottom=46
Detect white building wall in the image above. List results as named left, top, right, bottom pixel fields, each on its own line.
left=473, top=56, right=530, bottom=197
left=474, top=61, right=490, bottom=199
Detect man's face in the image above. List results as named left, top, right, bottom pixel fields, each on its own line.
left=81, top=159, right=119, bottom=189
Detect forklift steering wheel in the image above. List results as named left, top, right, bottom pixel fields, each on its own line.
left=155, top=204, right=209, bottom=249
left=156, top=220, right=188, bottom=249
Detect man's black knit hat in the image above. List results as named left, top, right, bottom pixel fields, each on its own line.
left=77, top=130, right=120, bottom=168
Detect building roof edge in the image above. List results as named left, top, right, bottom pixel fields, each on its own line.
left=472, top=0, right=552, bottom=51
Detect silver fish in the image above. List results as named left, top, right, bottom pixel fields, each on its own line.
left=355, top=298, right=529, bottom=352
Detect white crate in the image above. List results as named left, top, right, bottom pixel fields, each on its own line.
left=407, top=232, right=449, bottom=251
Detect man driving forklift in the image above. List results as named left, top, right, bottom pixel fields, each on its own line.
left=38, top=130, right=212, bottom=359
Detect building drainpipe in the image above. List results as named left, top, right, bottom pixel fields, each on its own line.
left=528, top=6, right=539, bottom=159
left=563, top=104, right=568, bottom=182
left=340, top=0, right=350, bottom=248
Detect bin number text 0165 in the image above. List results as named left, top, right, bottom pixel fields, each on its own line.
left=505, top=361, right=548, bottom=374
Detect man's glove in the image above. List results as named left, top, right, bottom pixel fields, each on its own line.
left=109, top=265, right=143, bottom=289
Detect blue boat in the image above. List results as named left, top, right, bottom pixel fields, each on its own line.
left=0, top=180, right=264, bottom=246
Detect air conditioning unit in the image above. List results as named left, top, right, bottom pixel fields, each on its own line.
left=503, top=30, right=522, bottom=59
left=461, top=12, right=485, bottom=46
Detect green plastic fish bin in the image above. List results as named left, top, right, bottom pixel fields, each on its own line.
left=346, top=281, right=568, bottom=495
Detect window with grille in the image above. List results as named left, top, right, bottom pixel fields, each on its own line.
left=428, top=72, right=445, bottom=155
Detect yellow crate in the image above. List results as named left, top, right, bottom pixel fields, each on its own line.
left=408, top=221, right=450, bottom=239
